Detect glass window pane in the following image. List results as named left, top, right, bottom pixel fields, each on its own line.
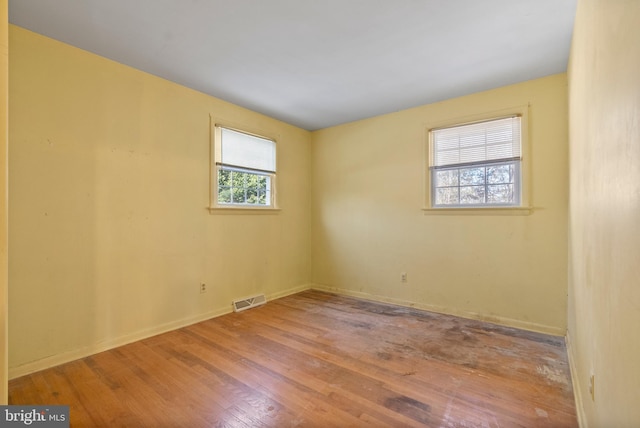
left=436, top=169, right=459, bottom=187
left=436, top=187, right=459, bottom=205
left=246, top=188, right=259, bottom=204
left=460, top=167, right=486, bottom=185
left=460, top=186, right=486, bottom=204
left=232, top=187, right=246, bottom=204
left=487, top=164, right=513, bottom=184
left=218, top=187, right=231, bottom=203
left=487, top=184, right=514, bottom=203
left=218, top=169, right=231, bottom=186
left=217, top=167, right=271, bottom=206
left=246, top=174, right=263, bottom=191
left=234, top=171, right=249, bottom=185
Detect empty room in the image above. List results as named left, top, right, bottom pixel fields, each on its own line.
left=1, top=0, right=639, bottom=427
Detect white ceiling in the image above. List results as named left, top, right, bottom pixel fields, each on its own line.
left=9, top=0, right=576, bottom=131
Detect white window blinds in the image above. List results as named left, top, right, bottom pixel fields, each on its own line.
left=218, top=127, right=276, bottom=173
left=431, top=116, right=521, bottom=168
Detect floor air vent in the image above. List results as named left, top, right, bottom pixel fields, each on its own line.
left=232, top=294, right=267, bottom=312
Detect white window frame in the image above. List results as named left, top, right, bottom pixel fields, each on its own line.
left=210, top=118, right=278, bottom=211
left=432, top=159, right=521, bottom=207
left=424, top=106, right=531, bottom=215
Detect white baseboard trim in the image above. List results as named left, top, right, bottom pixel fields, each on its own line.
left=9, top=283, right=313, bottom=379
left=310, top=283, right=566, bottom=336
left=11, top=283, right=564, bottom=379
left=9, top=306, right=231, bottom=379
left=266, top=283, right=311, bottom=301
left=565, top=330, right=587, bottom=428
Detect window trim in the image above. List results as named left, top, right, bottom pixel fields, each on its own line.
left=423, top=105, right=532, bottom=215
left=209, top=117, right=279, bottom=212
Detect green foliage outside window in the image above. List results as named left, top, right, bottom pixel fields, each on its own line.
left=218, top=168, right=270, bottom=205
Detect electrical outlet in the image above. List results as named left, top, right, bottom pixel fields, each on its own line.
left=589, top=374, right=595, bottom=401
left=200, top=283, right=207, bottom=293
left=401, top=272, right=407, bottom=283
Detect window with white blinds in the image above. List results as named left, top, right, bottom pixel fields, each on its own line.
left=213, top=125, right=277, bottom=208
left=432, top=116, right=521, bottom=168
left=218, top=127, right=276, bottom=174
left=429, top=116, right=522, bottom=207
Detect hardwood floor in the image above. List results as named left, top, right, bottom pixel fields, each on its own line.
left=9, top=290, right=578, bottom=427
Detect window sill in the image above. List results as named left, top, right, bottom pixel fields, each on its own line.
left=208, top=206, right=281, bottom=215
left=422, top=206, right=533, bottom=216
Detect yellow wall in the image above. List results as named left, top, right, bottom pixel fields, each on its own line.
left=311, top=74, right=569, bottom=334
left=0, top=0, right=7, bottom=403
left=8, top=26, right=312, bottom=376
left=567, top=0, right=640, bottom=426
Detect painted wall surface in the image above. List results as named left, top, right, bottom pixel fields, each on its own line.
left=567, top=0, right=640, bottom=426
left=0, top=0, right=7, bottom=403
left=8, top=26, right=312, bottom=375
left=311, top=74, right=569, bottom=334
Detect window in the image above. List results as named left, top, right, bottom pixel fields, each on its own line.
left=212, top=125, right=276, bottom=208
left=429, top=116, right=522, bottom=208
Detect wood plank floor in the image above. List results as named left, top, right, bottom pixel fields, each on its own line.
left=9, top=290, right=578, bottom=427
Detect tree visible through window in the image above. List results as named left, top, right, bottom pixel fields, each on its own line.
left=430, top=116, right=521, bottom=207
left=218, top=168, right=270, bottom=205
